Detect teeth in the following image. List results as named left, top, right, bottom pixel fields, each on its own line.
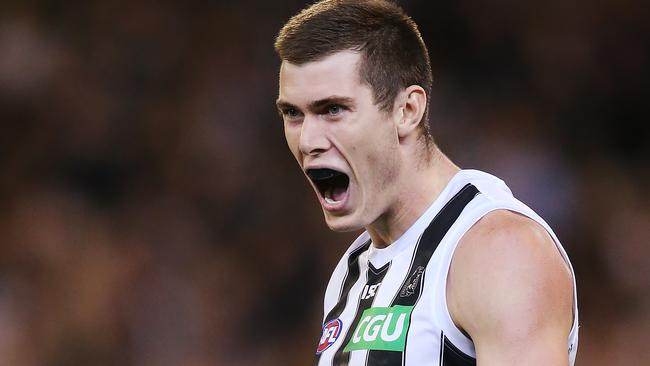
left=324, top=197, right=338, bottom=204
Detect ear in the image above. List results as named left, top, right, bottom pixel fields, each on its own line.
left=395, top=85, right=427, bottom=139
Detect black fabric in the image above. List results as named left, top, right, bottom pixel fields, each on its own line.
left=441, top=334, right=476, bottom=366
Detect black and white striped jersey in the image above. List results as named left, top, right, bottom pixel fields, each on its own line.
left=315, top=170, right=579, bottom=366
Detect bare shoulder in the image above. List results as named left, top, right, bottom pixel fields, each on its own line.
left=447, top=209, right=573, bottom=362
left=453, top=209, right=572, bottom=279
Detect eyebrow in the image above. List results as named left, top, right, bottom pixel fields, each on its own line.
left=276, top=95, right=355, bottom=113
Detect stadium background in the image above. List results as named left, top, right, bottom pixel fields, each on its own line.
left=0, top=0, right=647, bottom=364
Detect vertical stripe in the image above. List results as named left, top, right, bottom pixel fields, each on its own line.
left=442, top=335, right=476, bottom=366
left=315, top=240, right=371, bottom=365
left=438, top=331, right=445, bottom=366
left=332, top=262, right=391, bottom=365
left=367, top=184, right=480, bottom=366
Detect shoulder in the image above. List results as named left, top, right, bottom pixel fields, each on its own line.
left=454, top=209, right=566, bottom=268
left=447, top=209, right=573, bottom=360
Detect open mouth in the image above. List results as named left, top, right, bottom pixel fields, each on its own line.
left=306, top=168, right=350, bottom=205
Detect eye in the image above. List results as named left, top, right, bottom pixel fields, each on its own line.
left=282, top=108, right=301, bottom=118
left=327, top=104, right=343, bottom=115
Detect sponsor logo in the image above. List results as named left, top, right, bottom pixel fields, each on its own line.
left=399, top=266, right=425, bottom=298
left=361, top=283, right=381, bottom=300
left=317, top=319, right=343, bottom=354
left=344, top=305, right=413, bottom=352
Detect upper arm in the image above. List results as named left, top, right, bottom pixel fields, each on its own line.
left=447, top=210, right=574, bottom=365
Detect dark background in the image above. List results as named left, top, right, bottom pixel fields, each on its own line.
left=0, top=0, right=648, bottom=364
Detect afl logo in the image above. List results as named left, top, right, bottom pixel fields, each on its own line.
left=316, top=319, right=343, bottom=354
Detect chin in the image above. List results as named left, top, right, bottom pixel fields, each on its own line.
left=323, top=212, right=365, bottom=233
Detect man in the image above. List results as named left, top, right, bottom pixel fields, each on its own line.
left=274, top=1, right=578, bottom=365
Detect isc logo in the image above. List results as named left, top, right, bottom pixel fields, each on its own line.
left=344, top=305, right=413, bottom=352
left=316, top=318, right=343, bottom=354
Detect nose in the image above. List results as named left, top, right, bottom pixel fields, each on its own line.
left=299, top=116, right=330, bottom=156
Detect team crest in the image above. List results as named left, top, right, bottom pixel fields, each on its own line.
left=316, top=318, right=343, bottom=354
left=400, top=266, right=425, bottom=297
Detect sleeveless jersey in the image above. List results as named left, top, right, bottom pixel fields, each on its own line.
left=314, top=169, right=579, bottom=366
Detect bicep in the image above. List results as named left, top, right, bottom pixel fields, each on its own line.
left=448, top=211, right=573, bottom=365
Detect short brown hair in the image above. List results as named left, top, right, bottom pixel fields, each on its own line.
left=275, top=0, right=434, bottom=140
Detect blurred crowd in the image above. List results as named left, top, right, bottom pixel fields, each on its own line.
left=0, top=0, right=648, bottom=365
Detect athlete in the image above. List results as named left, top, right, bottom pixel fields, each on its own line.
left=274, top=1, right=578, bottom=365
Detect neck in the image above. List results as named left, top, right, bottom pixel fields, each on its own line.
left=367, top=146, right=459, bottom=248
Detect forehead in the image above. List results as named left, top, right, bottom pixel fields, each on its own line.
left=278, top=50, right=366, bottom=105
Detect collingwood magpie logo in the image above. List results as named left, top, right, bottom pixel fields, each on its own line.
left=399, top=266, right=425, bottom=297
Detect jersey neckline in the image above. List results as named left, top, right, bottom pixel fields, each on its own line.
left=367, top=169, right=477, bottom=268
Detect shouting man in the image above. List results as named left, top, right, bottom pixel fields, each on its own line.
left=274, top=1, right=579, bottom=365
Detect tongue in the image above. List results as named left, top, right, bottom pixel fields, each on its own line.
left=327, top=185, right=347, bottom=202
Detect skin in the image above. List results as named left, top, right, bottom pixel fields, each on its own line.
left=448, top=211, right=574, bottom=365
left=277, top=50, right=574, bottom=364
